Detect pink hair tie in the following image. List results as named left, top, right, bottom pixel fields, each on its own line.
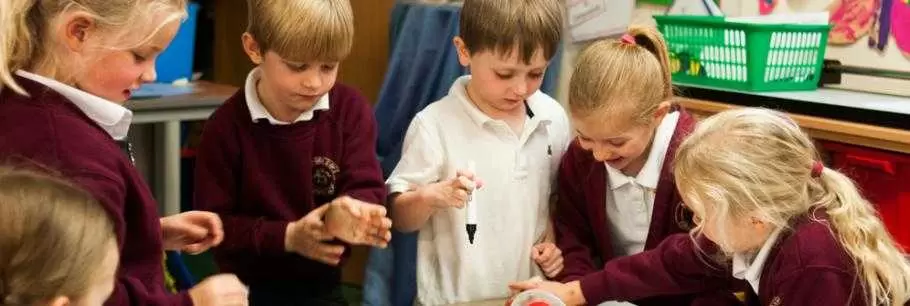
left=811, top=161, right=824, bottom=178
left=620, top=33, right=636, bottom=45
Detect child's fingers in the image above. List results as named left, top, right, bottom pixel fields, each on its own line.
left=455, top=175, right=476, bottom=191
left=539, top=244, right=556, bottom=259
left=316, top=244, right=345, bottom=263
left=508, top=280, right=541, bottom=291
left=455, top=169, right=476, bottom=180
left=450, top=190, right=468, bottom=208
left=542, top=255, right=562, bottom=273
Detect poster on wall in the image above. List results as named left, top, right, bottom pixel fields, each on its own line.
left=567, top=0, right=635, bottom=42
left=729, top=0, right=910, bottom=95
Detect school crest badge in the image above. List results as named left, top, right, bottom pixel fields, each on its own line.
left=313, top=156, right=340, bottom=197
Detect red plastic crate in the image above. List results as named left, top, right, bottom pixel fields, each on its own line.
left=821, top=141, right=910, bottom=252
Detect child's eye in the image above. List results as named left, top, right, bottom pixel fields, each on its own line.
left=495, top=73, right=512, bottom=79
left=131, top=52, right=147, bottom=63
left=608, top=139, right=627, bottom=146
left=286, top=62, right=308, bottom=72
left=321, top=64, right=337, bottom=72
left=529, top=73, right=544, bottom=79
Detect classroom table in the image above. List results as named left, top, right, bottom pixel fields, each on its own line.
left=125, top=82, right=237, bottom=216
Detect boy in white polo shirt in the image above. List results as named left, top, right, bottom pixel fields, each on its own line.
left=385, top=0, right=571, bottom=304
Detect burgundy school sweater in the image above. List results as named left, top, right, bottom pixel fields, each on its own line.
left=585, top=211, right=872, bottom=306
left=193, top=83, right=385, bottom=285
left=554, top=109, right=741, bottom=305
left=0, top=77, right=191, bottom=305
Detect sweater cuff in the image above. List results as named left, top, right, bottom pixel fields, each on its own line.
left=579, top=271, right=611, bottom=305
left=261, top=220, right=291, bottom=255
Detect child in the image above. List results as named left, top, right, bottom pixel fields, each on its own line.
left=549, top=26, right=741, bottom=305
left=385, top=0, right=572, bottom=304
left=0, top=168, right=118, bottom=306
left=511, top=108, right=910, bottom=306
left=0, top=1, right=248, bottom=305
left=192, top=0, right=392, bottom=304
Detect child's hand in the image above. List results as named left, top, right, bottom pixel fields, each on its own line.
left=285, top=204, right=346, bottom=266
left=189, top=273, right=249, bottom=306
left=422, top=170, right=483, bottom=209
left=508, top=279, right=585, bottom=306
left=532, top=242, right=564, bottom=278
left=160, top=211, right=224, bottom=254
left=324, top=196, right=393, bottom=248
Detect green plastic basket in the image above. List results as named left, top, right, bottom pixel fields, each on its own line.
left=654, top=15, right=831, bottom=92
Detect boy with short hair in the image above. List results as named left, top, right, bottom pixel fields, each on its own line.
left=193, top=0, right=391, bottom=304
left=386, top=0, right=572, bottom=304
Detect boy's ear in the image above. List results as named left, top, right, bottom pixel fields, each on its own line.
left=241, top=32, right=264, bottom=65
left=453, top=36, right=471, bottom=67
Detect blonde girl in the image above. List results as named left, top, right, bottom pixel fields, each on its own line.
left=0, top=167, right=117, bottom=306
left=541, top=25, right=740, bottom=305
left=513, top=108, right=910, bottom=306
left=0, top=1, right=247, bottom=305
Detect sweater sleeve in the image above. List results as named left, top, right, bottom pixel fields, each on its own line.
left=579, top=234, right=731, bottom=304
left=337, top=90, right=386, bottom=205
left=554, top=144, right=601, bottom=282
left=193, top=110, right=290, bottom=257
left=72, top=173, right=193, bottom=306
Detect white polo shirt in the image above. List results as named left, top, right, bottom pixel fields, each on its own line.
left=597, top=112, right=679, bottom=306
left=244, top=67, right=329, bottom=124
left=386, top=75, right=572, bottom=305
left=16, top=70, right=133, bottom=140
left=604, top=111, right=680, bottom=257
left=732, top=227, right=784, bottom=293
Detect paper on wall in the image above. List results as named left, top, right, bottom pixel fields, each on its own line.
left=567, top=0, right=634, bottom=42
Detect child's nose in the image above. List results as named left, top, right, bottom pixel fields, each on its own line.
left=593, top=148, right=615, bottom=162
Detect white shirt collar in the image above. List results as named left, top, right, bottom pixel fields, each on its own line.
left=16, top=70, right=133, bottom=140
left=244, top=67, right=330, bottom=125
left=450, top=75, right=553, bottom=128
left=605, top=111, right=680, bottom=190
left=732, top=226, right=784, bottom=293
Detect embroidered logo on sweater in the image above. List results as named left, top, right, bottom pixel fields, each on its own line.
left=769, top=296, right=782, bottom=306
left=313, top=156, right=340, bottom=197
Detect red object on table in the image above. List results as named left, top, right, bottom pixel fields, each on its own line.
left=821, top=141, right=910, bottom=252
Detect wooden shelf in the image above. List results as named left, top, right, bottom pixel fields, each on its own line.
left=678, top=97, right=910, bottom=154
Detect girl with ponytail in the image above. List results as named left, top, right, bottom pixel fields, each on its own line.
left=539, top=25, right=742, bottom=305
left=512, top=107, right=910, bottom=306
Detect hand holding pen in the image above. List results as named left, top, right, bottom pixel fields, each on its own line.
left=420, top=169, right=483, bottom=209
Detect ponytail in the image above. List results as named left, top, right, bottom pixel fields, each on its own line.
left=0, top=0, right=39, bottom=96
left=626, top=25, right=673, bottom=100
left=568, top=24, right=673, bottom=122
left=815, top=168, right=910, bottom=306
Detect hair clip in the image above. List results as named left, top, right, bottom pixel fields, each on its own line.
left=811, top=161, right=824, bottom=178
left=620, top=33, right=636, bottom=45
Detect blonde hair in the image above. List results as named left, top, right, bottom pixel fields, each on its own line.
left=569, top=25, right=672, bottom=123
left=0, top=0, right=187, bottom=96
left=675, top=108, right=910, bottom=306
left=246, top=0, right=354, bottom=63
left=459, top=0, right=565, bottom=63
left=0, top=167, right=116, bottom=305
